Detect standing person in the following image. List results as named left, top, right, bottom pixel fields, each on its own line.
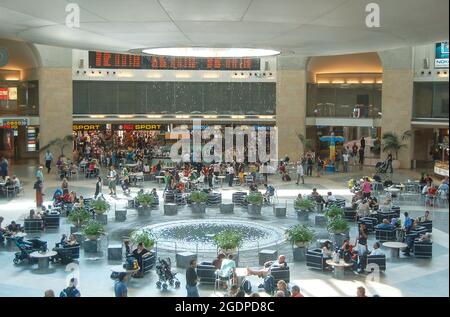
left=352, top=143, right=358, bottom=166
left=360, top=137, right=366, bottom=151
left=114, top=272, right=128, bottom=297
left=44, top=150, right=53, bottom=174
left=186, top=259, right=199, bottom=297
left=95, top=176, right=102, bottom=198
left=386, top=153, right=393, bottom=174
left=334, top=151, right=341, bottom=173
left=33, top=177, right=44, bottom=208
left=59, top=278, right=81, bottom=297
left=0, top=156, right=9, bottom=179
left=317, top=157, right=324, bottom=177
left=36, top=166, right=44, bottom=183
left=306, top=155, right=313, bottom=177
left=295, top=161, right=305, bottom=185
left=362, top=177, right=372, bottom=199
left=227, top=164, right=235, bottom=187
left=108, top=166, right=117, bottom=196
left=342, top=151, right=349, bottom=173
left=355, top=223, right=369, bottom=260
left=358, top=147, right=365, bottom=169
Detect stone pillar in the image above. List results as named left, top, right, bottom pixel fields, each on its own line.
left=276, top=56, right=308, bottom=161
left=38, top=68, right=73, bottom=164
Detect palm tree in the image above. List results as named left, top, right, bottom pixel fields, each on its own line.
left=297, top=133, right=314, bottom=152
left=382, top=130, right=411, bottom=159
left=39, top=135, right=74, bottom=156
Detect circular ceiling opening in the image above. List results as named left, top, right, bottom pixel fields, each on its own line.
left=142, top=47, right=280, bottom=58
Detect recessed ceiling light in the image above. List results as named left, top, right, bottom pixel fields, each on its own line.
left=142, top=47, right=280, bottom=58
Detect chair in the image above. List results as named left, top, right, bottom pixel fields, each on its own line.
left=141, top=252, right=157, bottom=275
left=306, top=248, right=327, bottom=271
left=270, top=266, right=290, bottom=284
left=53, top=243, right=80, bottom=264
left=344, top=207, right=356, bottom=221
left=366, top=254, right=386, bottom=272
left=44, top=214, right=60, bottom=230
left=413, top=240, right=432, bottom=258
left=245, top=175, right=254, bottom=186
left=375, top=227, right=397, bottom=242
left=6, top=186, right=16, bottom=198
left=420, top=221, right=432, bottom=233
left=197, top=261, right=217, bottom=284
left=359, top=217, right=378, bottom=233
left=24, top=219, right=44, bottom=233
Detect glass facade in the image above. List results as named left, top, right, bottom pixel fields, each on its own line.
left=413, top=82, right=449, bottom=119
left=307, top=83, right=382, bottom=118
left=0, top=81, right=39, bottom=116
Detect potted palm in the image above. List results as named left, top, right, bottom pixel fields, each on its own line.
left=82, top=220, right=105, bottom=253
left=382, top=130, right=411, bottom=169
left=213, top=230, right=243, bottom=256
left=136, top=192, right=155, bottom=216
left=91, top=198, right=110, bottom=225
left=285, top=224, right=315, bottom=261
left=247, top=192, right=264, bottom=215
left=324, top=205, right=345, bottom=220
left=68, top=207, right=91, bottom=233
left=189, top=191, right=208, bottom=214
left=294, top=197, right=316, bottom=221
left=327, top=216, right=350, bottom=247
left=130, top=229, right=155, bottom=250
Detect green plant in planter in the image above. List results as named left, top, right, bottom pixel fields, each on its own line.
left=130, top=229, right=155, bottom=249
left=91, top=198, right=110, bottom=215
left=82, top=220, right=105, bottom=240
left=247, top=192, right=263, bottom=205
left=189, top=191, right=209, bottom=203
left=68, top=208, right=92, bottom=227
left=136, top=192, right=155, bottom=207
left=324, top=205, right=345, bottom=220
left=327, top=216, right=349, bottom=234
left=294, top=198, right=315, bottom=211
left=285, top=224, right=315, bottom=247
left=213, top=230, right=243, bottom=251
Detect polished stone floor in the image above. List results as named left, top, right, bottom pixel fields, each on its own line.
left=0, top=161, right=448, bottom=297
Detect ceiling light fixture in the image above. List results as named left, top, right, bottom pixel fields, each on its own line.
left=142, top=47, right=280, bottom=58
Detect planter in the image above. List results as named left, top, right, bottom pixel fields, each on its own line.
left=295, top=209, right=310, bottom=221
left=392, top=160, right=401, bottom=169
left=220, top=203, right=234, bottom=214
left=191, top=202, right=207, bottom=214
left=84, top=239, right=98, bottom=253
left=273, top=206, right=287, bottom=217
left=73, top=232, right=84, bottom=246
left=95, top=213, right=108, bottom=225
left=86, top=234, right=100, bottom=241
left=293, top=246, right=307, bottom=262
left=247, top=204, right=262, bottom=216
left=164, top=203, right=178, bottom=216
left=115, top=209, right=127, bottom=222
left=329, top=232, right=347, bottom=247
left=314, top=214, right=327, bottom=226
left=137, top=206, right=151, bottom=217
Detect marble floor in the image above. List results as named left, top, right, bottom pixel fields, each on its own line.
left=0, top=161, right=448, bottom=297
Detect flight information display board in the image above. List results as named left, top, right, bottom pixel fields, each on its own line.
left=88, top=51, right=260, bottom=71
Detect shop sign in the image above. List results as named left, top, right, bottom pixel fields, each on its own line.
left=0, top=118, right=28, bottom=129
left=113, top=124, right=162, bottom=131
left=73, top=124, right=105, bottom=131
left=0, top=88, right=8, bottom=100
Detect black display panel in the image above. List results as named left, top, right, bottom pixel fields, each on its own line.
left=88, top=51, right=260, bottom=71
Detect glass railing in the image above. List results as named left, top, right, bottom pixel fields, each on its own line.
left=307, top=103, right=382, bottom=118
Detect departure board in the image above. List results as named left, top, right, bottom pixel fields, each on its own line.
left=88, top=51, right=260, bottom=71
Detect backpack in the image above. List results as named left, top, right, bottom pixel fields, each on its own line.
left=263, top=275, right=276, bottom=294
left=241, top=279, right=252, bottom=295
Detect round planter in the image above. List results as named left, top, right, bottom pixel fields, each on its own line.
left=191, top=202, right=207, bottom=214
left=137, top=206, right=151, bottom=217
left=295, top=209, right=310, bottom=221
left=95, top=213, right=108, bottom=225
left=293, top=246, right=307, bottom=262
left=247, top=204, right=262, bottom=215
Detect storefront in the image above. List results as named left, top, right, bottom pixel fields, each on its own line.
left=0, top=118, right=39, bottom=159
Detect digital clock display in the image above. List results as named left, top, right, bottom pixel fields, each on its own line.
left=89, top=51, right=260, bottom=71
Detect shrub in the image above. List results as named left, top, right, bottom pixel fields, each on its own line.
left=327, top=216, right=349, bottom=234
left=189, top=191, right=209, bottom=203
left=136, top=192, right=155, bottom=207
left=68, top=208, right=91, bottom=227
left=294, top=198, right=315, bottom=211
left=130, top=229, right=155, bottom=249
left=82, top=220, right=105, bottom=238
left=324, top=205, right=345, bottom=220
left=247, top=192, right=263, bottom=205
left=91, top=198, right=110, bottom=215
left=213, top=230, right=243, bottom=250
left=285, top=224, right=315, bottom=246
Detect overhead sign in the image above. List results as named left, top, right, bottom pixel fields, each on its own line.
left=0, top=118, right=28, bottom=129
left=89, top=51, right=260, bottom=71
left=113, top=124, right=163, bottom=131
left=73, top=124, right=106, bottom=131
left=8, top=87, right=17, bottom=100
left=435, top=41, right=449, bottom=68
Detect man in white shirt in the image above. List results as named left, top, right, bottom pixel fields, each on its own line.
left=12, top=175, right=20, bottom=189
left=227, top=164, right=235, bottom=187
left=342, top=152, right=349, bottom=173
left=325, top=191, right=337, bottom=207
left=295, top=161, right=304, bottom=185
left=369, top=242, right=383, bottom=256
left=108, top=166, right=117, bottom=196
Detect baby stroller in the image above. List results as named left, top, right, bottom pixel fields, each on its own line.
left=375, top=160, right=388, bottom=174
left=155, top=257, right=181, bottom=290
left=13, top=236, right=48, bottom=265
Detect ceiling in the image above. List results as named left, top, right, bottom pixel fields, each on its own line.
left=0, top=0, right=448, bottom=56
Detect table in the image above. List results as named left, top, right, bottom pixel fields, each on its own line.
left=385, top=187, right=401, bottom=193
left=110, top=265, right=140, bottom=284
left=383, top=242, right=407, bottom=258
left=217, top=175, right=226, bottom=187
left=325, top=259, right=353, bottom=279
left=30, top=251, right=57, bottom=271
left=155, top=176, right=164, bottom=184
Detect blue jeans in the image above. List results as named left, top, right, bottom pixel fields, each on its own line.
left=186, top=285, right=199, bottom=297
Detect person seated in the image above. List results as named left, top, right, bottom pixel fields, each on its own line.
left=418, top=232, right=432, bottom=242
left=59, top=234, right=78, bottom=247
left=291, top=285, right=304, bottom=297
left=150, top=188, right=158, bottom=198
left=356, top=200, right=371, bottom=219
left=426, top=186, right=438, bottom=206
left=132, top=242, right=149, bottom=277
left=419, top=210, right=432, bottom=223
left=369, top=242, right=383, bottom=256
left=325, top=192, right=337, bottom=207
left=352, top=191, right=364, bottom=209
left=375, top=219, right=394, bottom=230
left=28, top=209, right=42, bottom=220
left=276, top=280, right=291, bottom=297
left=367, top=197, right=379, bottom=211
left=218, top=254, right=237, bottom=287
left=4, top=177, right=13, bottom=187
left=249, top=183, right=258, bottom=193
left=263, top=184, right=275, bottom=203
left=322, top=240, right=333, bottom=259
left=274, top=290, right=285, bottom=297
left=340, top=240, right=354, bottom=263
left=247, top=255, right=287, bottom=278
left=0, top=216, right=6, bottom=242
left=6, top=221, right=21, bottom=235
left=224, top=284, right=239, bottom=297
left=212, top=253, right=226, bottom=270
left=72, top=196, right=85, bottom=209
left=390, top=217, right=399, bottom=228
